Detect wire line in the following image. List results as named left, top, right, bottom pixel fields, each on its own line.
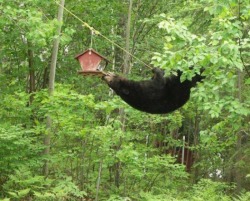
left=54, top=0, right=152, bottom=69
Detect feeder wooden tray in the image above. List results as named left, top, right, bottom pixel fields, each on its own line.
left=78, top=70, right=107, bottom=77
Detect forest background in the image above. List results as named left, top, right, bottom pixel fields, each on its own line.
left=0, top=0, right=250, bottom=200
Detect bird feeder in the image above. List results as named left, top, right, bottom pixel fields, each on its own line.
left=75, top=48, right=109, bottom=76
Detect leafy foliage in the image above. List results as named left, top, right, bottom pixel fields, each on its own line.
left=0, top=0, right=250, bottom=200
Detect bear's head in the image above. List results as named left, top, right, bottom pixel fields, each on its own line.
left=103, top=73, right=127, bottom=91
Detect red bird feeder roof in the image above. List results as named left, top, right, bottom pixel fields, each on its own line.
left=75, top=48, right=109, bottom=76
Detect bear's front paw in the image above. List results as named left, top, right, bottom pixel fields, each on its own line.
left=102, top=75, right=111, bottom=83
left=102, top=72, right=116, bottom=83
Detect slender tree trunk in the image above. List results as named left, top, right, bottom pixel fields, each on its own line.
left=43, top=0, right=65, bottom=177
left=114, top=0, right=133, bottom=189
left=192, top=111, right=200, bottom=182
left=123, top=0, right=133, bottom=75
left=181, top=136, right=185, bottom=165
left=120, top=0, right=133, bottom=132
left=235, top=69, right=243, bottom=193
left=42, top=65, right=49, bottom=88
left=95, top=160, right=103, bottom=201
left=234, top=1, right=246, bottom=192
left=27, top=40, right=35, bottom=104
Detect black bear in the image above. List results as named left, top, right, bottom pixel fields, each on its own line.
left=102, top=68, right=204, bottom=114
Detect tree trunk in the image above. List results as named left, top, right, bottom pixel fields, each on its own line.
left=123, top=0, right=133, bottom=75
left=235, top=69, right=243, bottom=193
left=192, top=111, right=200, bottom=182
left=43, top=0, right=65, bottom=177
left=27, top=40, right=35, bottom=104
left=114, top=0, right=133, bottom=189
left=95, top=160, right=103, bottom=201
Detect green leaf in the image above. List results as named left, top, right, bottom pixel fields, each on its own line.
left=17, top=188, right=30, bottom=198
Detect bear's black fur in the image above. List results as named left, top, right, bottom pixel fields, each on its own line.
left=103, top=68, right=204, bottom=114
